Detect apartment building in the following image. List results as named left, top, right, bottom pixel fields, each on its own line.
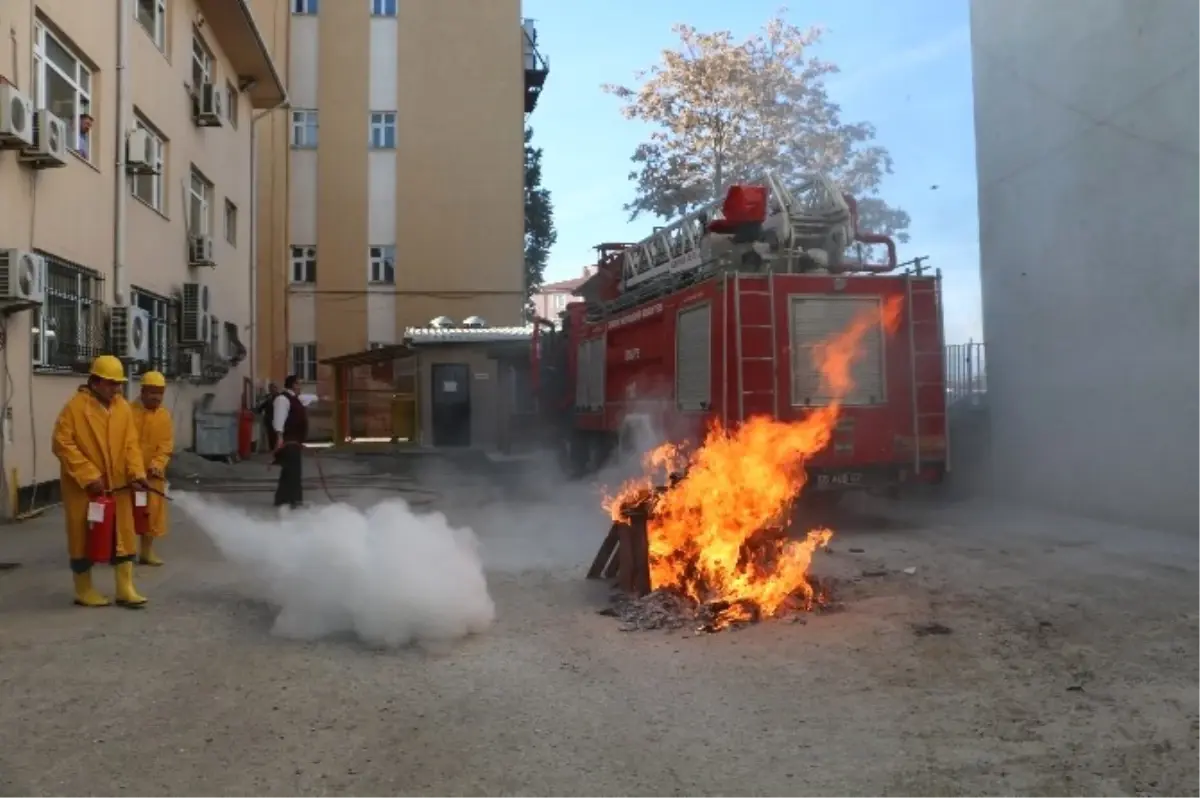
left=531, top=266, right=596, bottom=324
left=0, top=0, right=284, bottom=505
left=255, top=0, right=546, bottom=400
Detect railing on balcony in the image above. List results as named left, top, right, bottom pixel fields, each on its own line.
left=523, top=18, right=548, bottom=113
left=945, top=340, right=987, bottom=407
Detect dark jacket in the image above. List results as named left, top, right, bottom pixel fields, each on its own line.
left=255, top=393, right=278, bottom=425
left=282, top=392, right=308, bottom=444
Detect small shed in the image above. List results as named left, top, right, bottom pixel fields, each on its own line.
left=320, top=325, right=538, bottom=451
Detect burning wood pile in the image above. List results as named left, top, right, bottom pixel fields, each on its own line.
left=590, top=297, right=902, bottom=633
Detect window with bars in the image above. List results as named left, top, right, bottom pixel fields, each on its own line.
left=32, top=254, right=106, bottom=370
left=131, top=287, right=178, bottom=377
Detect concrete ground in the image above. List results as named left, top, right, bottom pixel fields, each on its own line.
left=0, top=453, right=1196, bottom=796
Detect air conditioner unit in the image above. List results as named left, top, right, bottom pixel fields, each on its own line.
left=188, top=235, right=215, bottom=267
left=125, top=128, right=158, bottom=174
left=0, top=84, right=35, bottom=149
left=192, top=82, right=223, bottom=127
left=19, top=109, right=67, bottom=168
left=110, top=305, right=151, bottom=362
left=180, top=282, right=211, bottom=345
left=0, top=249, right=46, bottom=305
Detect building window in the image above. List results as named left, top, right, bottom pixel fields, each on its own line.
left=368, top=245, right=395, bottom=284
left=33, top=20, right=93, bottom=158
left=192, top=32, right=213, bottom=90
left=292, top=0, right=318, bottom=14
left=223, top=321, right=240, bottom=360
left=291, top=109, right=318, bottom=148
left=224, top=200, right=238, bottom=246
left=188, top=167, right=213, bottom=237
left=290, top=343, right=318, bottom=381
left=208, top=314, right=221, bottom=356
left=225, top=81, right=239, bottom=128
left=131, top=115, right=165, bottom=211
left=131, top=287, right=175, bottom=376
left=371, top=0, right=397, bottom=17
left=135, top=0, right=167, bottom=51
left=31, top=254, right=105, bottom=370
left=290, top=246, right=316, bottom=284
left=369, top=111, right=396, bottom=149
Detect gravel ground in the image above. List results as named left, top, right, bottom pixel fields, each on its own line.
left=0, top=457, right=1195, bottom=797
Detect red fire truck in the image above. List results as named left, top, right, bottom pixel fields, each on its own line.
left=533, top=172, right=949, bottom=497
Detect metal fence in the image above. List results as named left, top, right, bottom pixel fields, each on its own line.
left=945, top=340, right=987, bottom=405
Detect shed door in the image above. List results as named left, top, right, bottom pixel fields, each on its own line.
left=789, top=295, right=887, bottom=406
left=676, top=303, right=712, bottom=411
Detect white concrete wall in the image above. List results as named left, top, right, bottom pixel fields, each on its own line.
left=970, top=0, right=1199, bottom=532
left=368, top=17, right=398, bottom=112
left=288, top=17, right=319, bottom=108
left=285, top=16, right=318, bottom=348
left=287, top=291, right=315, bottom=343
left=288, top=151, right=317, bottom=244
left=366, top=17, right=398, bottom=347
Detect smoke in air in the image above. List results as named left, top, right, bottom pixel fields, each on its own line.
left=174, top=493, right=495, bottom=647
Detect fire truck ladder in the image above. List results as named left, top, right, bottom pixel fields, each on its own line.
left=732, top=274, right=779, bottom=423
left=620, top=171, right=854, bottom=294
left=904, top=269, right=947, bottom=474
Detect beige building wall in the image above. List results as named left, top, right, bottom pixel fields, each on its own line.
left=250, top=0, right=291, bottom=391
left=0, top=0, right=283, bottom=503
left=272, top=0, right=528, bottom=418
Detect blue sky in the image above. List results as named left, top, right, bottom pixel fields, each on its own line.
left=522, top=0, right=983, bottom=344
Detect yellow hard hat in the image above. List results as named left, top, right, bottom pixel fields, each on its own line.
left=89, top=355, right=127, bottom=383
left=141, top=370, right=167, bottom=388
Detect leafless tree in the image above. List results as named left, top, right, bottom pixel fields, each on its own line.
left=603, top=9, right=910, bottom=248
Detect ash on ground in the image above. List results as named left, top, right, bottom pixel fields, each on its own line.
left=600, top=580, right=841, bottom=634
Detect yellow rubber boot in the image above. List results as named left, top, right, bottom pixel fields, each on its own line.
left=139, top=537, right=164, bottom=567
left=114, top=562, right=148, bottom=608
left=73, top=570, right=111, bottom=607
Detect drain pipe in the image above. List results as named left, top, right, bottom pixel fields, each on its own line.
left=114, top=0, right=131, bottom=397
left=248, top=97, right=289, bottom=393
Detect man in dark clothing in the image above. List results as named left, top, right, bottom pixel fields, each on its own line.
left=271, top=375, right=309, bottom=509
left=255, top=382, right=280, bottom=451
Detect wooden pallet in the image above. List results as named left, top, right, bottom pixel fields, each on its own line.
left=586, top=513, right=651, bottom=597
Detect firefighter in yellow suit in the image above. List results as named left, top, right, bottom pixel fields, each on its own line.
left=130, top=370, right=173, bottom=566
left=51, top=355, right=151, bottom=608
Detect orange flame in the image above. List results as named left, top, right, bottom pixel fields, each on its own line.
left=604, top=295, right=904, bottom=628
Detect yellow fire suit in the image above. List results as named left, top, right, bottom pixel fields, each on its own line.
left=51, top=388, right=147, bottom=571
left=131, top=400, right=173, bottom=559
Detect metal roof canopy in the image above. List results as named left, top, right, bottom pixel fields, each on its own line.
left=319, top=344, right=415, bottom=369
left=320, top=327, right=534, bottom=369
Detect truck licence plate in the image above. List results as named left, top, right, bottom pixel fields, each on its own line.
left=814, top=472, right=863, bottom=490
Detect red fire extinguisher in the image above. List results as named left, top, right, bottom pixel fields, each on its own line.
left=86, top=493, right=117, bottom=564
left=133, top=490, right=151, bottom=537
